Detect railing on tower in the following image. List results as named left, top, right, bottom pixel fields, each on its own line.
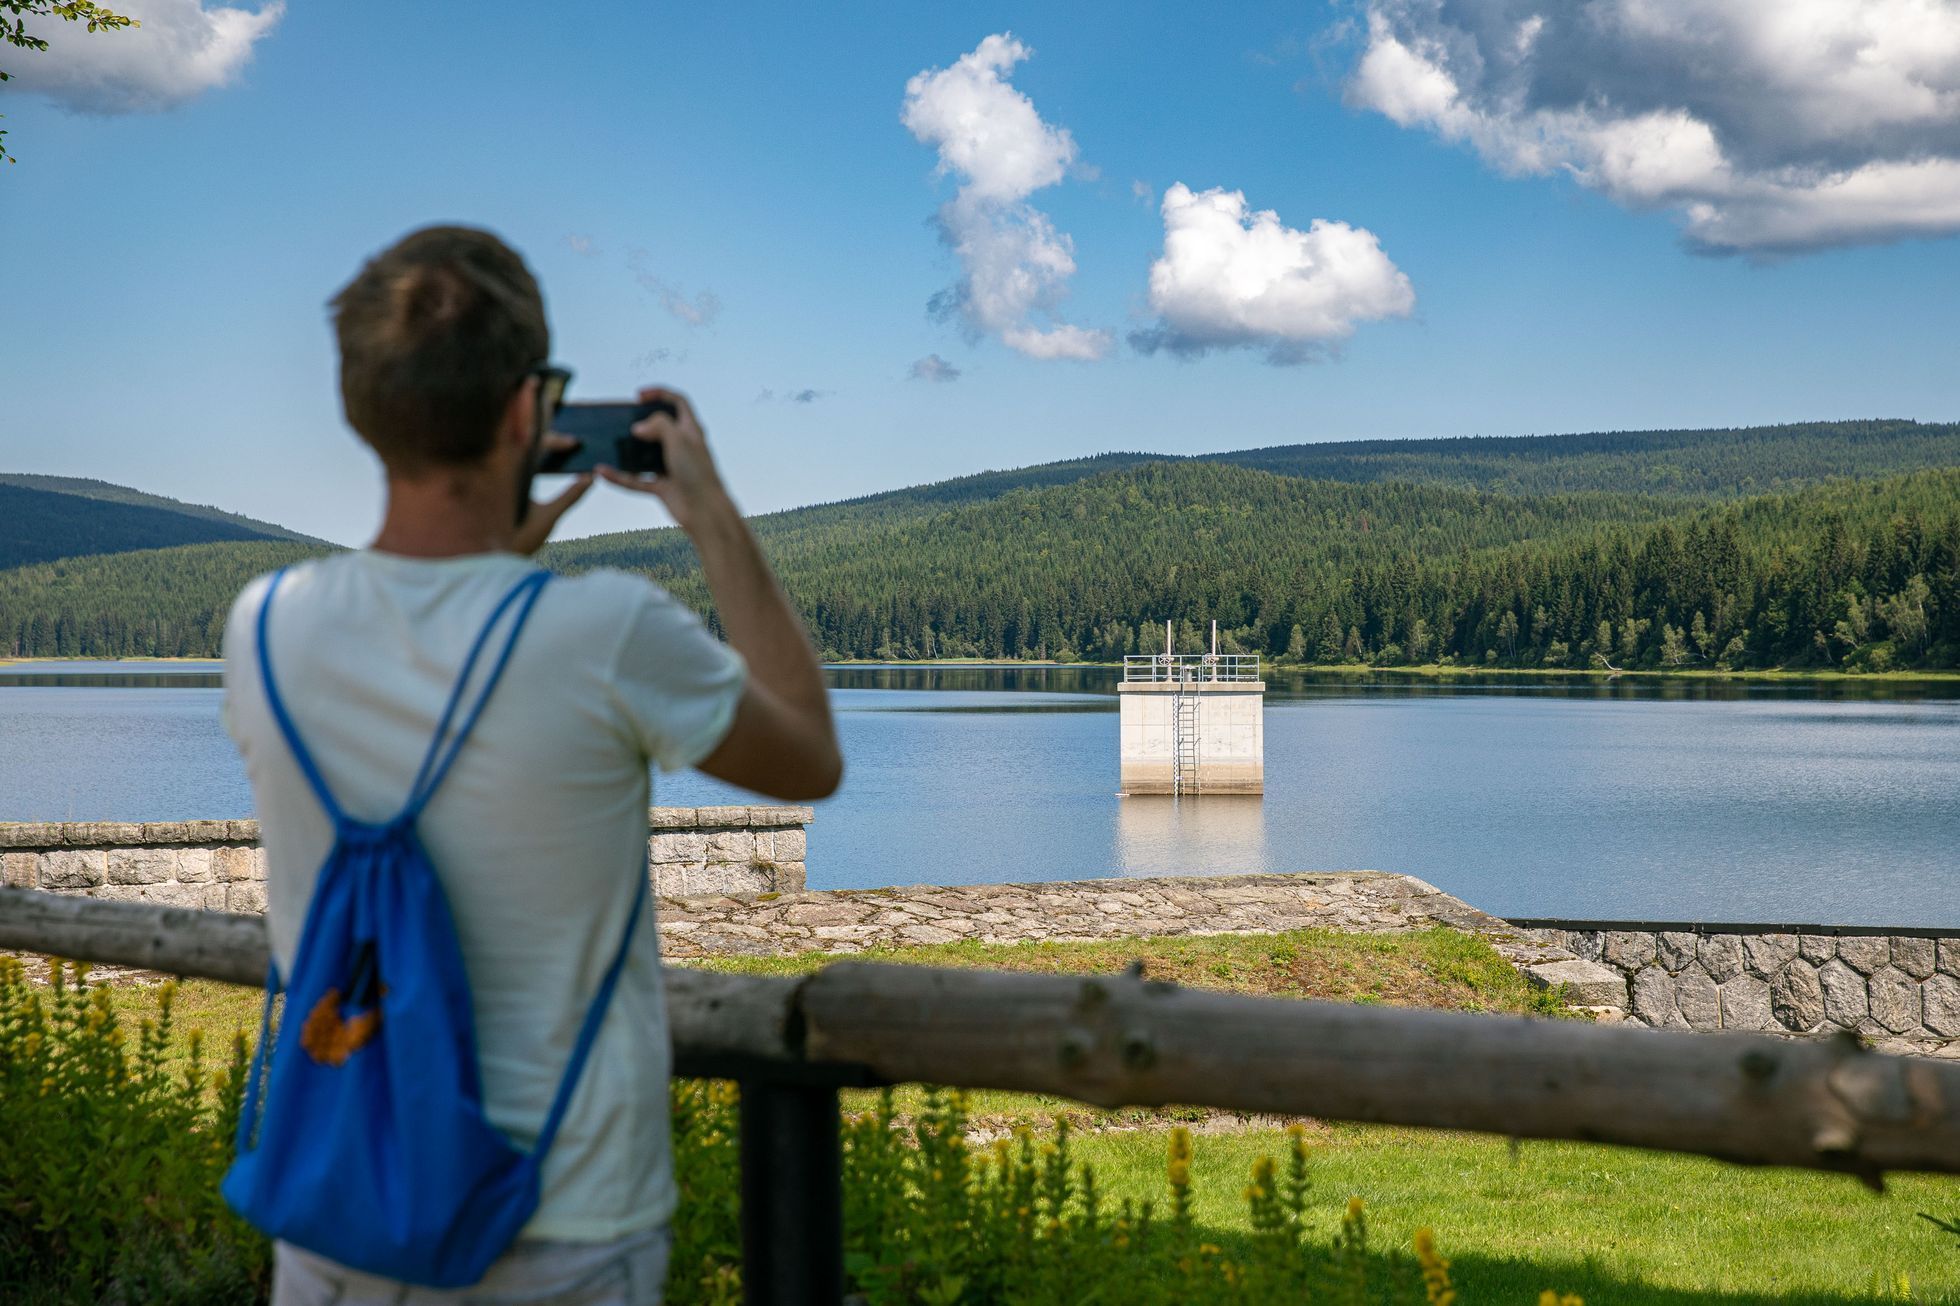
left=1122, top=652, right=1262, bottom=683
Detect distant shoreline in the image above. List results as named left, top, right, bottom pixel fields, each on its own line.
left=5, top=655, right=1956, bottom=684
left=0, top=656, right=222, bottom=668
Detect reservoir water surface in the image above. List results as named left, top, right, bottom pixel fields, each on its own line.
left=2, top=662, right=1955, bottom=926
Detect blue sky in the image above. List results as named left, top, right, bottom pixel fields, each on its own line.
left=4, top=1, right=1959, bottom=546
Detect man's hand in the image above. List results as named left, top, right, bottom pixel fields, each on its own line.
left=511, top=434, right=592, bottom=555
left=596, top=388, right=732, bottom=533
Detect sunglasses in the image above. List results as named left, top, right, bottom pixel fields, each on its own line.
left=525, top=363, right=574, bottom=430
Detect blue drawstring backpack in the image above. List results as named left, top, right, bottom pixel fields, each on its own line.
left=223, top=566, right=647, bottom=1288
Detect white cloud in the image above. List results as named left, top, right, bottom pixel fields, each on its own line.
left=3, top=0, right=281, bottom=114
left=564, top=234, right=600, bottom=258
left=902, top=34, right=1112, bottom=361
left=1133, top=183, right=1415, bottom=364
left=908, top=354, right=962, bottom=382
left=1346, top=0, right=1960, bottom=254
left=902, top=34, right=1074, bottom=202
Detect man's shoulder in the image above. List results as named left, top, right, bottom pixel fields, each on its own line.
left=222, top=562, right=303, bottom=650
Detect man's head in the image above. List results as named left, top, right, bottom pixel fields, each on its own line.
left=330, top=226, right=548, bottom=475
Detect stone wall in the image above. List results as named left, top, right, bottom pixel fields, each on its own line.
left=0, top=807, right=811, bottom=907
left=1518, top=922, right=1960, bottom=1049
left=654, top=870, right=1572, bottom=970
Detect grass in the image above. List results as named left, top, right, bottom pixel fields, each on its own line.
left=694, top=924, right=1561, bottom=1012
left=1074, top=1122, right=1960, bottom=1302
left=68, top=928, right=1960, bottom=1301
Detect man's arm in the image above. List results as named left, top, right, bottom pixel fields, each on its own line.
left=598, top=388, right=842, bottom=801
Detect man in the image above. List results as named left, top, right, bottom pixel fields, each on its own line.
left=222, top=225, right=840, bottom=1304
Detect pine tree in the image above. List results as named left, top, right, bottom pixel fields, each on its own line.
left=1316, top=613, right=1344, bottom=663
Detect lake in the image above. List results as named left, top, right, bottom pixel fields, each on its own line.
left=2, top=662, right=1957, bottom=926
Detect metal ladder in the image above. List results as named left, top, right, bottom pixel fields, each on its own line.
left=1171, top=675, right=1200, bottom=796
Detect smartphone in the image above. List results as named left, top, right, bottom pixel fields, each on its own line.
left=537, top=400, right=675, bottom=476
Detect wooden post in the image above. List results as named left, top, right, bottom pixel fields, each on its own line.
left=739, top=1078, right=844, bottom=1306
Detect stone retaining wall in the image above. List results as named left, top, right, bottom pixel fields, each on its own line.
left=1518, top=921, right=1960, bottom=1048
left=0, top=807, right=811, bottom=906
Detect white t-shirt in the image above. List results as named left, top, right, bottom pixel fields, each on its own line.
left=221, top=549, right=746, bottom=1242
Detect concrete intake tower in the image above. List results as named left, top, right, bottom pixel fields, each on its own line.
left=1117, top=622, right=1265, bottom=796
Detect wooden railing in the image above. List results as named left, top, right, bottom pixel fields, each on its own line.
left=6, top=887, right=1960, bottom=1305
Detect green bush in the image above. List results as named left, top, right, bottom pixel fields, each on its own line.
left=2, top=962, right=1580, bottom=1304
left=0, top=958, right=266, bottom=1305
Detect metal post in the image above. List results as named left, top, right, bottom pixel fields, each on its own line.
left=739, top=1077, right=845, bottom=1306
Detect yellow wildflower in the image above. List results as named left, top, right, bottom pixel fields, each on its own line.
left=1416, top=1227, right=1455, bottom=1305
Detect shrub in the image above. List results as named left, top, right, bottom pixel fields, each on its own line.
left=0, top=958, right=267, bottom=1305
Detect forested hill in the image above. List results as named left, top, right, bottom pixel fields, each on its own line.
left=548, top=460, right=1960, bottom=670
left=0, top=475, right=317, bottom=570
left=3, top=420, right=1956, bottom=666
left=547, top=461, right=1960, bottom=672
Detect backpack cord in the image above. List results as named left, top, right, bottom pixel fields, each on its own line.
left=401, top=571, right=551, bottom=820
left=253, top=567, right=550, bottom=829
left=529, top=874, right=648, bottom=1161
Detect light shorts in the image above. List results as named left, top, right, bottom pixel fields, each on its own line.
left=271, top=1226, right=671, bottom=1306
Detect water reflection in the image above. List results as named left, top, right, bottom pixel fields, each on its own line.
left=825, top=663, right=1960, bottom=704
left=1115, top=795, right=1268, bottom=878
left=0, top=671, right=225, bottom=689
left=826, top=665, right=1117, bottom=695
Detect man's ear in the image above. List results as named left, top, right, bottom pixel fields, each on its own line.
left=501, top=376, right=539, bottom=455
